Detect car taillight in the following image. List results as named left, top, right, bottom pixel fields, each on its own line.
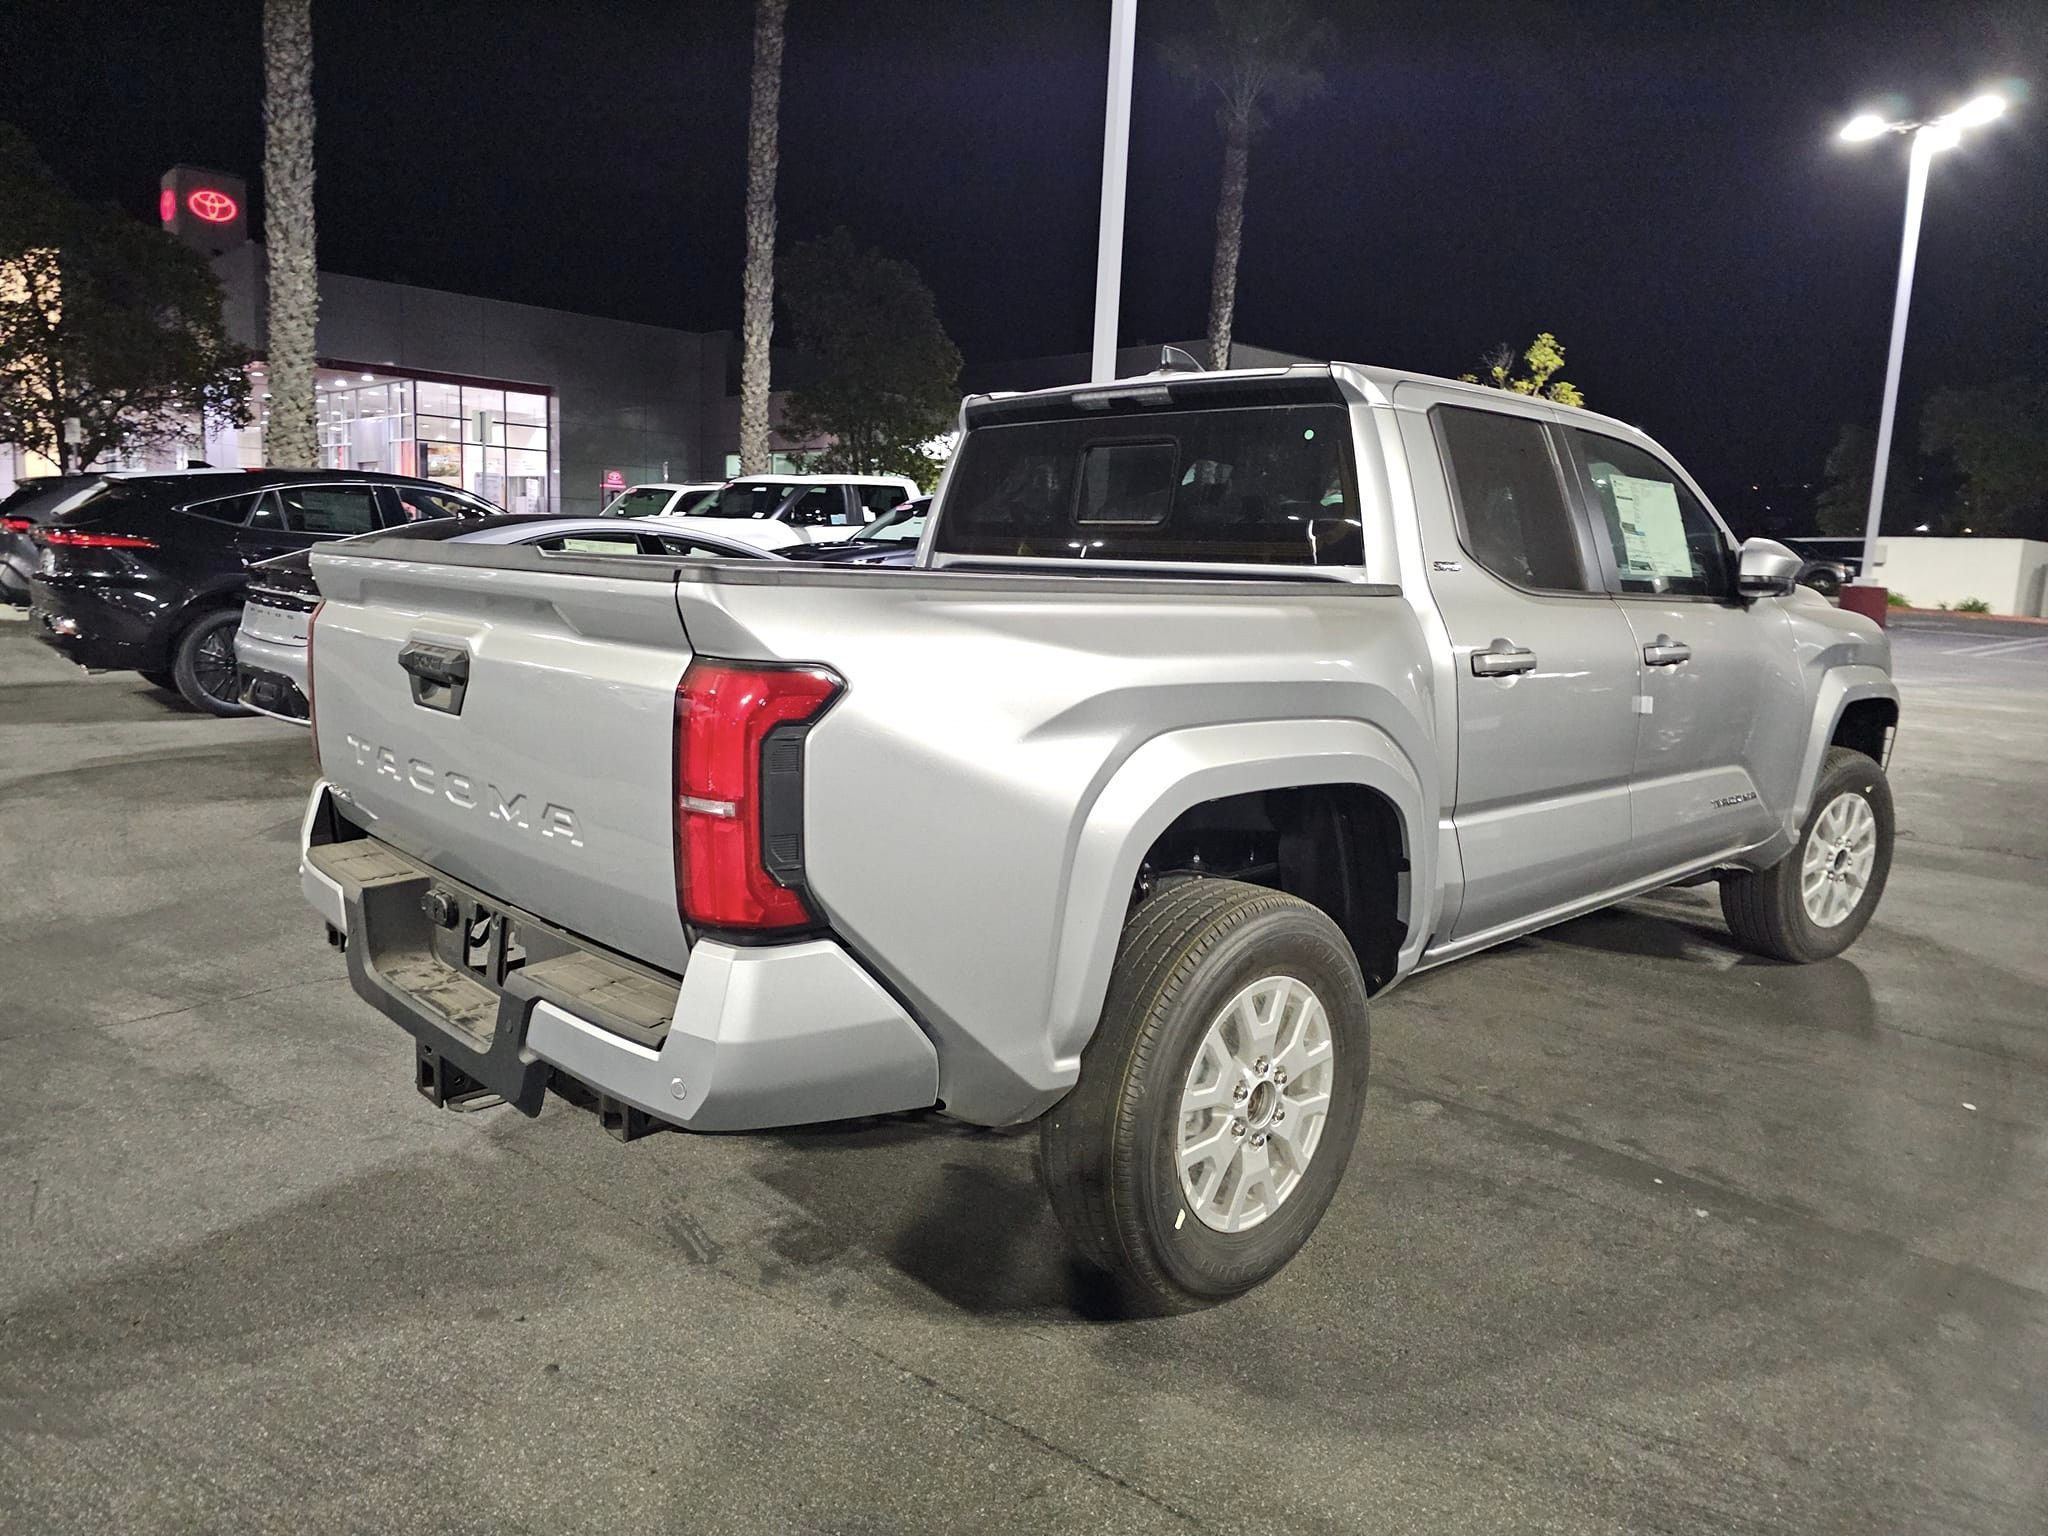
left=0, top=516, right=31, bottom=533
left=306, top=599, right=324, bottom=770
left=674, top=659, right=842, bottom=933
left=32, top=529, right=158, bottom=549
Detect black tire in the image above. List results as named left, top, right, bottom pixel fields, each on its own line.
left=1040, top=878, right=1371, bottom=1310
left=1720, top=746, right=1893, bottom=962
left=139, top=669, right=178, bottom=692
left=171, top=609, right=249, bottom=717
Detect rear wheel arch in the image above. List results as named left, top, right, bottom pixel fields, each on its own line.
left=1046, top=719, right=1435, bottom=1072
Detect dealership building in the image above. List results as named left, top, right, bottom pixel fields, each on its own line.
left=2, top=166, right=812, bottom=516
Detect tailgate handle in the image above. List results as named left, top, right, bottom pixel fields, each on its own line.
left=398, top=641, right=470, bottom=714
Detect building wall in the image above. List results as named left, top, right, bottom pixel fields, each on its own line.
left=218, top=248, right=733, bottom=515
left=1870, top=537, right=2048, bottom=617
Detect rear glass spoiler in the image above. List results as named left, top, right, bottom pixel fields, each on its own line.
left=962, top=366, right=1344, bottom=427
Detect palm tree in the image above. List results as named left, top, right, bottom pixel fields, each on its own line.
left=738, top=0, right=789, bottom=475
left=261, top=0, right=318, bottom=467
left=1163, top=1, right=1330, bottom=371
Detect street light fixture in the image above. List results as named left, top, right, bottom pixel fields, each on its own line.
left=1839, top=92, right=2008, bottom=589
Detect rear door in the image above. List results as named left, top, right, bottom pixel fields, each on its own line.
left=235, top=482, right=384, bottom=564
left=779, top=485, right=861, bottom=543
left=1560, top=427, right=1802, bottom=876
left=1393, top=385, right=1643, bottom=943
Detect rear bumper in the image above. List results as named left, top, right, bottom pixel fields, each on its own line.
left=300, top=783, right=938, bottom=1132
left=28, top=579, right=154, bottom=669
left=235, top=628, right=310, bottom=722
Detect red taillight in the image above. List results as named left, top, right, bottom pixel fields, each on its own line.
left=0, top=516, right=31, bottom=533
left=33, top=529, right=158, bottom=549
left=306, top=599, right=325, bottom=769
left=674, top=659, right=841, bottom=932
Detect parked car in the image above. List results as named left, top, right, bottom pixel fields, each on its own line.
left=27, top=469, right=500, bottom=715
left=3, top=471, right=229, bottom=606
left=1778, top=540, right=1859, bottom=598
left=658, top=474, right=920, bottom=550
left=598, top=482, right=722, bottom=520
left=296, top=362, right=1899, bottom=1308
left=779, top=495, right=930, bottom=566
left=236, top=515, right=779, bottom=723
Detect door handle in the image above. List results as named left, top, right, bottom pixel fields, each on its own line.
left=1471, top=638, right=1537, bottom=677
left=1643, top=635, right=1692, bottom=666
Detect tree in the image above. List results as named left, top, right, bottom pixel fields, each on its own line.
left=262, top=0, right=319, bottom=467
left=0, top=125, right=249, bottom=472
left=1920, top=381, right=2048, bottom=539
left=779, top=228, right=961, bottom=487
left=1461, top=331, right=1585, bottom=407
left=1812, top=423, right=1937, bottom=537
left=1163, top=0, right=1330, bottom=371
left=737, top=0, right=788, bottom=475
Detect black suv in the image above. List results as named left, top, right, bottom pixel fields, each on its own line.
left=28, top=469, right=499, bottom=714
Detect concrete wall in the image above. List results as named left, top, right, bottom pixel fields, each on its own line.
left=218, top=248, right=734, bottom=515
left=1870, top=537, right=2048, bottom=617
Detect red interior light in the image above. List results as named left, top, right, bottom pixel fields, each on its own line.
left=674, top=660, right=841, bottom=932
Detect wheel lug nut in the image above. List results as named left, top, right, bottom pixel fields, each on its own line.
left=1232, top=1082, right=1249, bottom=1102
left=1272, top=1068, right=1287, bottom=1086
left=1250, top=1133, right=1267, bottom=1149
left=1230, top=1118, right=1246, bottom=1137
left=1272, top=1107, right=1285, bottom=1123
left=1253, top=1056, right=1269, bottom=1076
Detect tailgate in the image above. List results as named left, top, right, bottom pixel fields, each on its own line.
left=310, top=544, right=695, bottom=972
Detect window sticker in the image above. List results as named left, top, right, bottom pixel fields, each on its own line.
left=1608, top=471, right=1694, bottom=579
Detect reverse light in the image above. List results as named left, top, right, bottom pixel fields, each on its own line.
left=674, top=659, right=842, bottom=932
left=33, top=529, right=158, bottom=549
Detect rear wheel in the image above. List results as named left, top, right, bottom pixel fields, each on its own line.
left=171, top=609, right=249, bottom=717
left=1040, top=878, right=1371, bottom=1310
left=1720, top=746, right=1893, bottom=962
left=139, top=669, right=177, bottom=692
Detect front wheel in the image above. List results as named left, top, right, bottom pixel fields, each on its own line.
left=171, top=609, right=249, bottom=717
left=1040, top=878, right=1371, bottom=1310
left=1720, top=746, right=1893, bottom=962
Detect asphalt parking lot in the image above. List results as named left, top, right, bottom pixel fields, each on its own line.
left=1, top=607, right=2043, bottom=1535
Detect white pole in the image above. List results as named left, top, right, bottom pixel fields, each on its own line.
left=1859, top=129, right=1934, bottom=584
left=1091, top=0, right=1138, bottom=384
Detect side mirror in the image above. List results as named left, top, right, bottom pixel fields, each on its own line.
left=1736, top=537, right=1803, bottom=599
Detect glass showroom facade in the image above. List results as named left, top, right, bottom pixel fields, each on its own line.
left=309, top=367, right=553, bottom=514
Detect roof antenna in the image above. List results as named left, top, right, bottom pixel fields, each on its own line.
left=1157, top=345, right=1205, bottom=374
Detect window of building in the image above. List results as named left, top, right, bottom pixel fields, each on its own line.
left=1433, top=406, right=1589, bottom=592
left=1568, top=431, right=1731, bottom=599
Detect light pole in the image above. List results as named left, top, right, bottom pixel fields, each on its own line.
left=1838, top=93, right=2007, bottom=587
left=1091, top=0, right=1138, bottom=384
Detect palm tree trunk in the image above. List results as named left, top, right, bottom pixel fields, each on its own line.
left=738, top=0, right=788, bottom=476
left=261, top=0, right=318, bottom=468
left=1205, top=108, right=1251, bottom=372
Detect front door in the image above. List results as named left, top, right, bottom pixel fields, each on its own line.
left=1560, top=427, right=1805, bottom=876
left=1395, top=390, right=1644, bottom=943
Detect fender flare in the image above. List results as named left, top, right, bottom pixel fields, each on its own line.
left=1043, top=717, right=1435, bottom=1074
left=1787, top=665, right=1899, bottom=833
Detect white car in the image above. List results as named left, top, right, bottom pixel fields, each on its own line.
left=658, top=474, right=921, bottom=550
left=233, top=515, right=776, bottom=724
left=598, top=483, right=723, bottom=520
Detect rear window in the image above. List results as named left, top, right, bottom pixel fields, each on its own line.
left=933, top=403, right=1361, bottom=566
left=694, top=483, right=799, bottom=520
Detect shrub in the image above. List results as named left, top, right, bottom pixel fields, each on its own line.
left=1956, top=597, right=1992, bottom=614
left=1885, top=590, right=1911, bottom=608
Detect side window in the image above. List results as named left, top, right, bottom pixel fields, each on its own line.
left=1569, top=431, right=1730, bottom=599
left=276, top=485, right=382, bottom=537
left=857, top=483, right=904, bottom=517
left=389, top=486, right=491, bottom=524
left=532, top=532, right=641, bottom=555
left=1434, top=406, right=1589, bottom=593
left=784, top=487, right=846, bottom=527
left=247, top=490, right=283, bottom=528
left=180, top=492, right=258, bottom=525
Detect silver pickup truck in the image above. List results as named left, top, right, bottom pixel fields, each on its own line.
left=298, top=363, right=1898, bottom=1307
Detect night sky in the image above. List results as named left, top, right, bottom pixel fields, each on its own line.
left=6, top=0, right=2044, bottom=524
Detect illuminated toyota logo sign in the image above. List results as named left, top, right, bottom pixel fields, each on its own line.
left=186, top=188, right=239, bottom=224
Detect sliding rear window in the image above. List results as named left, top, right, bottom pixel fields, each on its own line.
left=933, top=403, right=1361, bottom=566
